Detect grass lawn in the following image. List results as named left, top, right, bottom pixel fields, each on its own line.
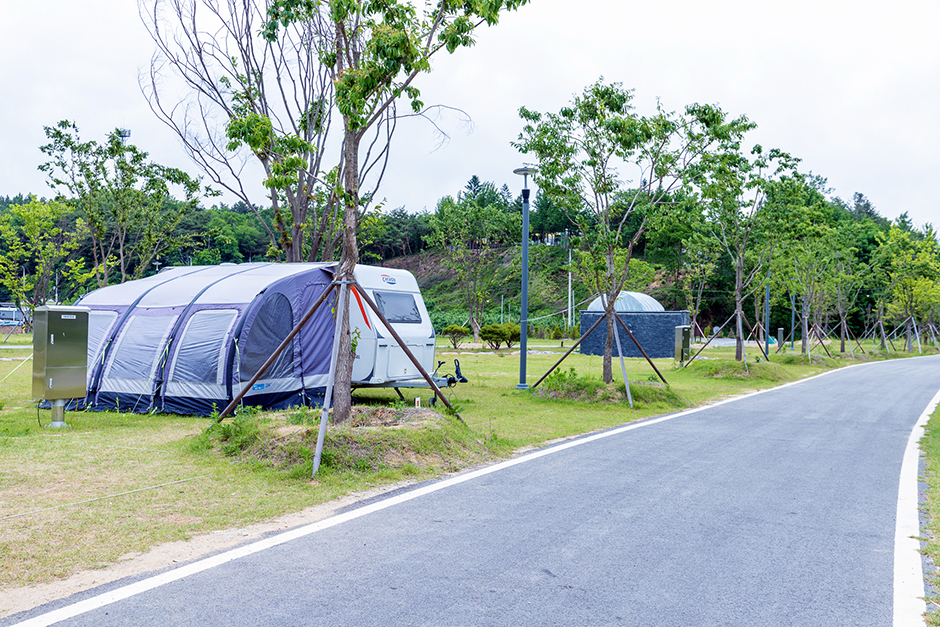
left=0, top=333, right=937, bottom=601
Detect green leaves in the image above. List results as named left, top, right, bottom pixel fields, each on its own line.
left=39, top=121, right=204, bottom=286
left=0, top=198, right=88, bottom=316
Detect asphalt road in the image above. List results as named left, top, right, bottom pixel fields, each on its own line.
left=8, top=356, right=940, bottom=626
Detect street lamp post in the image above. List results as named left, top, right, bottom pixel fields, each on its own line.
left=513, top=166, right=536, bottom=389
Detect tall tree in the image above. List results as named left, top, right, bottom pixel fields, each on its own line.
left=688, top=143, right=801, bottom=361
left=39, top=121, right=203, bottom=286
left=0, top=198, right=89, bottom=325
left=873, top=224, right=940, bottom=352
left=516, top=79, right=752, bottom=382
left=263, top=0, right=529, bottom=421
left=426, top=188, right=519, bottom=342
left=141, top=0, right=341, bottom=262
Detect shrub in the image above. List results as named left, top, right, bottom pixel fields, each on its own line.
left=480, top=323, right=510, bottom=349
left=501, top=322, right=521, bottom=348
left=441, top=324, right=470, bottom=349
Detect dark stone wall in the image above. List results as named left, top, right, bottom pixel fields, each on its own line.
left=579, top=311, right=690, bottom=358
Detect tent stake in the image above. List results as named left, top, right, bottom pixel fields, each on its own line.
left=216, top=281, right=337, bottom=422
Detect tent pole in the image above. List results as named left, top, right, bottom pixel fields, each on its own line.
left=312, top=281, right=350, bottom=476
left=351, top=282, right=458, bottom=416
left=216, top=281, right=337, bottom=422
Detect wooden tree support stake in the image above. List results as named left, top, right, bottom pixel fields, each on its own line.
left=532, top=314, right=607, bottom=389
left=613, top=315, right=668, bottom=385
left=739, top=315, right=770, bottom=361
left=683, top=311, right=737, bottom=368
left=216, top=281, right=337, bottom=422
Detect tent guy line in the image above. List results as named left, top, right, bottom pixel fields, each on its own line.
left=0, top=475, right=210, bottom=522
left=10, top=359, right=932, bottom=627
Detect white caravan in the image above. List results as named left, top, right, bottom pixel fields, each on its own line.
left=348, top=265, right=437, bottom=388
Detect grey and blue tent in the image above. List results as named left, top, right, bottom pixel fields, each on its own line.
left=74, top=262, right=435, bottom=416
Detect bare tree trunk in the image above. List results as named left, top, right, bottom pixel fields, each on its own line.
left=906, top=316, right=914, bottom=353
left=839, top=315, right=847, bottom=354
left=801, top=296, right=809, bottom=354
left=734, top=257, right=744, bottom=361
left=603, top=309, right=615, bottom=384
left=332, top=123, right=360, bottom=424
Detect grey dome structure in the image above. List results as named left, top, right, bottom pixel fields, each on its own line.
left=580, top=291, right=688, bottom=358
left=586, top=291, right=665, bottom=313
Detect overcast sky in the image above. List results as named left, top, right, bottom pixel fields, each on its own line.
left=1, top=0, right=938, bottom=228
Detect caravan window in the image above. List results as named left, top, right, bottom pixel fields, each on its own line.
left=374, top=291, right=421, bottom=323
left=171, top=310, right=237, bottom=384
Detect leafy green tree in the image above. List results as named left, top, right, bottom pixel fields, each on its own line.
left=688, top=142, right=802, bottom=361
left=516, top=79, right=752, bottom=381
left=441, top=324, right=470, bottom=349
left=263, top=0, right=529, bottom=423
left=362, top=207, right=430, bottom=260
left=39, top=121, right=204, bottom=286
left=530, top=190, right=571, bottom=242
left=679, top=230, right=721, bottom=338
left=827, top=226, right=869, bottom=354
left=141, top=0, right=336, bottom=262
left=0, top=198, right=89, bottom=325
left=479, top=323, right=509, bottom=350
left=873, top=224, right=940, bottom=351
left=426, top=190, right=519, bottom=342
left=774, top=234, right=836, bottom=354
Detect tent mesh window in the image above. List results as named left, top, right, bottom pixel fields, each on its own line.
left=107, top=315, right=176, bottom=381
left=240, top=294, right=294, bottom=381
left=374, top=291, right=421, bottom=323
left=87, top=311, right=117, bottom=372
left=171, top=310, right=237, bottom=384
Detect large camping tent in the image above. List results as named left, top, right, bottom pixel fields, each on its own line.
left=74, top=263, right=434, bottom=416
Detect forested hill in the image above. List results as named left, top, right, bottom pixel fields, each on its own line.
left=383, top=246, right=585, bottom=334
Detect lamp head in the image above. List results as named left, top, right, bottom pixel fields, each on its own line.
left=513, top=166, right=537, bottom=189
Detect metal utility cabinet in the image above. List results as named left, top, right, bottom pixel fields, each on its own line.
left=32, top=306, right=89, bottom=426
left=674, top=325, right=691, bottom=363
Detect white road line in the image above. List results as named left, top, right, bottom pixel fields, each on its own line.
left=8, top=360, right=929, bottom=626
left=894, top=386, right=940, bottom=627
